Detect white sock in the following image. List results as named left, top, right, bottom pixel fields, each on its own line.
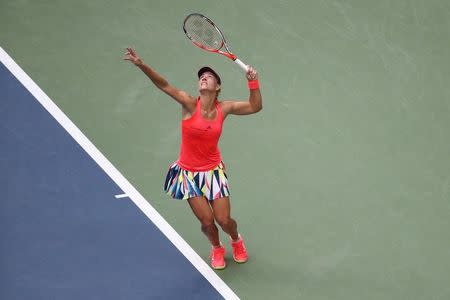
left=231, top=234, right=241, bottom=242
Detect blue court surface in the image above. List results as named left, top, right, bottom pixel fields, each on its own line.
left=0, top=49, right=237, bottom=299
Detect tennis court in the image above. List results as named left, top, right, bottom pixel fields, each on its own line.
left=2, top=1, right=450, bottom=299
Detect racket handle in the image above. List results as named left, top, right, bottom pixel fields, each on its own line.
left=234, top=58, right=249, bottom=72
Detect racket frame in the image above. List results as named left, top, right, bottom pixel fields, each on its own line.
left=183, top=13, right=248, bottom=72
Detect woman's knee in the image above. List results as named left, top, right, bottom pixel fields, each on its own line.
left=198, top=213, right=214, bottom=225
left=201, top=222, right=217, bottom=234
left=215, top=216, right=234, bottom=229
left=200, top=215, right=215, bottom=228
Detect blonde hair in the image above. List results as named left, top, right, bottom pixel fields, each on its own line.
left=216, top=87, right=221, bottom=99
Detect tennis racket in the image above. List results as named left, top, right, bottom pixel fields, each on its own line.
left=183, top=13, right=249, bottom=72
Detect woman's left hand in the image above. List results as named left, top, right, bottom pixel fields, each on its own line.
left=246, top=66, right=258, bottom=81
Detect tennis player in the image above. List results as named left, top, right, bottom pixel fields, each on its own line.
left=124, top=47, right=262, bottom=270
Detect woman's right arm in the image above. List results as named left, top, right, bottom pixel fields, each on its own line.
left=124, top=47, right=195, bottom=108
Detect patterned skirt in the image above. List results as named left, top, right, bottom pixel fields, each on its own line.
left=164, top=162, right=230, bottom=201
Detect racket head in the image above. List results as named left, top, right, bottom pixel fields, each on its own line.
left=183, top=13, right=232, bottom=56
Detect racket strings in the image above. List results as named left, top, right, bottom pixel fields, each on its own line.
left=184, top=15, right=223, bottom=50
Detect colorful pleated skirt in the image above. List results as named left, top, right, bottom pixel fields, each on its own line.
left=164, top=161, right=230, bottom=201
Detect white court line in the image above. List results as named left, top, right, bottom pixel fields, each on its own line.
left=0, top=46, right=239, bottom=300
left=114, top=194, right=129, bottom=199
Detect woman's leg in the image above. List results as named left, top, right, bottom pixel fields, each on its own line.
left=210, top=196, right=239, bottom=241
left=187, top=196, right=221, bottom=247
left=212, top=196, right=248, bottom=263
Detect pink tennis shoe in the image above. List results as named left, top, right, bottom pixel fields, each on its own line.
left=231, top=235, right=248, bottom=263
left=210, top=245, right=226, bottom=270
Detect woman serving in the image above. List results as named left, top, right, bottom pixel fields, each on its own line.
left=124, top=47, right=262, bottom=270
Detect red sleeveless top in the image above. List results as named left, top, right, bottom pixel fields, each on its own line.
left=177, top=98, right=224, bottom=172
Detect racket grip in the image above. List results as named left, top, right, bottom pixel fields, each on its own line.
left=234, top=58, right=249, bottom=72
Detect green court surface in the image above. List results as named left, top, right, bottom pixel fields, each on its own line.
left=2, top=0, right=450, bottom=299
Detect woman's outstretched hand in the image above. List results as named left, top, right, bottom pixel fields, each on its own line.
left=124, top=47, right=143, bottom=66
